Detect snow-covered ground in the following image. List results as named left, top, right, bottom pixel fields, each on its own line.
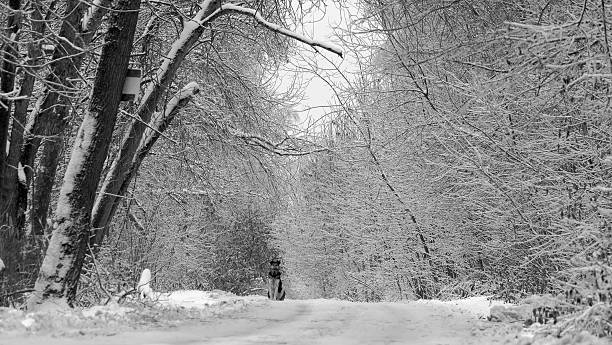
left=1, top=296, right=510, bottom=345
left=140, top=289, right=265, bottom=309
left=1, top=293, right=609, bottom=345
left=0, top=289, right=265, bottom=339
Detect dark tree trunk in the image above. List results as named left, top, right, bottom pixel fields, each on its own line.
left=30, top=138, right=63, bottom=236
left=0, top=0, right=23, bottom=305
left=0, top=0, right=22, bottom=220
left=28, top=0, right=141, bottom=308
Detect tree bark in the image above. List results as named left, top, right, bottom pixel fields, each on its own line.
left=30, top=137, right=63, bottom=236
left=0, top=0, right=23, bottom=305
left=0, top=0, right=22, bottom=221
left=28, top=0, right=141, bottom=307
left=91, top=0, right=220, bottom=245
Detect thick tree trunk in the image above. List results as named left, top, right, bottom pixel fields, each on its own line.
left=0, top=0, right=22, bottom=220
left=91, top=0, right=220, bottom=245
left=0, top=0, right=23, bottom=305
left=28, top=0, right=141, bottom=308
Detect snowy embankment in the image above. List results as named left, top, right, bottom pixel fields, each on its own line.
left=136, top=268, right=264, bottom=309
left=152, top=289, right=264, bottom=309
left=0, top=273, right=265, bottom=338
left=413, top=296, right=609, bottom=345
left=413, top=296, right=513, bottom=319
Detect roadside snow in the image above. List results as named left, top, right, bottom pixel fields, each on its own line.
left=134, top=268, right=265, bottom=309
left=1, top=289, right=262, bottom=339
left=154, top=290, right=265, bottom=309
left=413, top=296, right=514, bottom=319
left=81, top=304, right=134, bottom=318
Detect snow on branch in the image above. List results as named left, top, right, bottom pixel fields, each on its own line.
left=229, top=128, right=330, bottom=156
left=141, top=82, right=201, bottom=148
left=145, top=0, right=220, bottom=94
left=219, top=4, right=343, bottom=58
left=193, top=104, right=330, bottom=156
left=137, top=82, right=200, bottom=159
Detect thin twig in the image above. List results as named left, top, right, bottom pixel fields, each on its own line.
left=120, top=109, right=178, bottom=145
left=577, top=0, right=589, bottom=27
left=601, top=0, right=612, bottom=74
left=87, top=243, right=112, bottom=302
left=2, top=288, right=35, bottom=298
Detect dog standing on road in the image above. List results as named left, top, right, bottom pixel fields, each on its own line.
left=268, top=259, right=286, bottom=301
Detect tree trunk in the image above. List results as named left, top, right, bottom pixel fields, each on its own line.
left=28, top=0, right=141, bottom=308
left=91, top=0, right=220, bottom=245
left=0, top=0, right=23, bottom=305
left=0, top=0, right=22, bottom=220
left=30, top=137, right=63, bottom=236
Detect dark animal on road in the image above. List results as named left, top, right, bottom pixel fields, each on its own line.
left=268, top=259, right=285, bottom=301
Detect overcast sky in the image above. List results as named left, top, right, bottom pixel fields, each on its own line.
left=278, top=2, right=354, bottom=133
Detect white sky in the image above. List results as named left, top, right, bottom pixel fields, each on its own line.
left=277, top=2, right=355, bottom=133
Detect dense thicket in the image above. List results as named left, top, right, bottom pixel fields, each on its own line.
left=276, top=2, right=612, bottom=334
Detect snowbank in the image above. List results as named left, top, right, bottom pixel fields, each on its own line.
left=134, top=268, right=265, bottom=310
left=0, top=287, right=264, bottom=338
left=413, top=296, right=514, bottom=319
left=153, top=289, right=265, bottom=309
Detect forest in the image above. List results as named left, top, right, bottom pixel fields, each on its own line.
left=0, top=0, right=611, bottom=339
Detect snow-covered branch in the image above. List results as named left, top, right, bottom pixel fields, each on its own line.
left=146, top=0, right=221, bottom=91
left=220, top=4, right=343, bottom=58
left=139, top=81, right=201, bottom=152
left=233, top=130, right=330, bottom=156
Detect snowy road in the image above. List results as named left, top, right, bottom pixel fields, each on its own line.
left=2, top=299, right=512, bottom=345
